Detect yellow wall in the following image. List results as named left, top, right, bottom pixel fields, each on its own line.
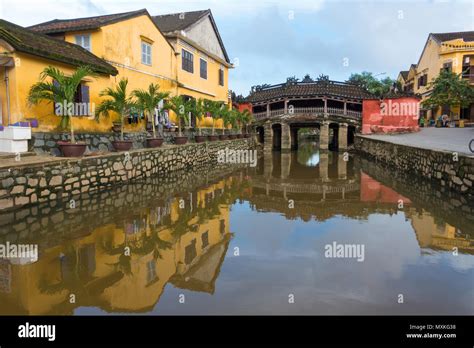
left=414, top=36, right=474, bottom=120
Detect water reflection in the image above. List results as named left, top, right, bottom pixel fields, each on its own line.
left=0, top=142, right=473, bottom=315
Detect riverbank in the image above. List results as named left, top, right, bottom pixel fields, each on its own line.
left=355, top=131, right=474, bottom=197
left=0, top=138, right=256, bottom=211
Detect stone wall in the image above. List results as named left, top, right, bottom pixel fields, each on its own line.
left=30, top=128, right=241, bottom=156
left=355, top=135, right=474, bottom=198
left=0, top=138, right=255, bottom=211
left=0, top=161, right=250, bottom=246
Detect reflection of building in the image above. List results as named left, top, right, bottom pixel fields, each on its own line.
left=0, top=178, right=238, bottom=315
left=409, top=210, right=474, bottom=254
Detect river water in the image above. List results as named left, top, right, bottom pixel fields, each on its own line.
left=1, top=142, right=473, bottom=315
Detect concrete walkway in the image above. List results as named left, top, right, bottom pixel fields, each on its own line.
left=359, top=128, right=474, bottom=156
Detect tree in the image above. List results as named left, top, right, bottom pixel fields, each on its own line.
left=346, top=71, right=397, bottom=98
left=193, top=98, right=208, bottom=136
left=95, top=78, right=135, bottom=141
left=422, top=70, right=474, bottom=114
left=240, top=109, right=252, bottom=134
left=164, top=96, right=194, bottom=137
left=132, top=83, right=169, bottom=139
left=28, top=66, right=96, bottom=143
left=230, top=90, right=245, bottom=104
left=206, top=100, right=225, bottom=136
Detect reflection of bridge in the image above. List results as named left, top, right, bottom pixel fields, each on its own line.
left=247, top=80, right=373, bottom=151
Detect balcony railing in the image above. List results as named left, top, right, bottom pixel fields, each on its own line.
left=253, top=107, right=361, bottom=120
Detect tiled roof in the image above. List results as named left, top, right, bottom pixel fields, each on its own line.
left=0, top=19, right=117, bottom=75
left=28, top=9, right=148, bottom=34
left=152, top=10, right=208, bottom=32
left=399, top=71, right=409, bottom=80
left=246, top=81, right=374, bottom=103
left=431, top=31, right=474, bottom=43
left=153, top=9, right=230, bottom=63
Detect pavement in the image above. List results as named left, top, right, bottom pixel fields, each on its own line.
left=360, top=128, right=474, bottom=156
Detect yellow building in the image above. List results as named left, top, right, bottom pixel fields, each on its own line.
left=399, top=31, right=474, bottom=122
left=0, top=8, right=232, bottom=132
left=0, top=19, right=118, bottom=132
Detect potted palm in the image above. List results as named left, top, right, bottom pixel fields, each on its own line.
left=165, top=96, right=193, bottom=145
left=132, top=83, right=169, bottom=148
left=96, top=78, right=135, bottom=151
left=220, top=107, right=233, bottom=140
left=207, top=100, right=221, bottom=141
left=28, top=66, right=96, bottom=157
left=194, top=98, right=207, bottom=143
left=241, top=109, right=253, bottom=137
left=227, top=109, right=238, bottom=139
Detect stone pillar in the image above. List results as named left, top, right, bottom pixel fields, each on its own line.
left=263, top=121, right=273, bottom=153
left=266, top=103, right=270, bottom=118
left=320, top=121, right=329, bottom=150
left=281, top=151, right=291, bottom=179
left=338, top=123, right=348, bottom=151
left=323, top=97, right=328, bottom=117
left=319, top=151, right=329, bottom=182
left=281, top=123, right=291, bottom=151
left=337, top=153, right=347, bottom=180
left=343, top=100, right=347, bottom=115
left=284, top=99, right=288, bottom=114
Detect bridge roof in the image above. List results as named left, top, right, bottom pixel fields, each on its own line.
left=246, top=80, right=374, bottom=103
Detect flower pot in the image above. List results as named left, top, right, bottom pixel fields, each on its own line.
left=146, top=137, right=164, bottom=148
left=175, top=136, right=188, bottom=145
left=228, top=134, right=237, bottom=140
left=112, top=140, right=133, bottom=152
left=195, top=135, right=207, bottom=143
left=57, top=141, right=87, bottom=157
left=219, top=134, right=229, bottom=140
left=208, top=135, right=219, bottom=141
left=237, top=134, right=245, bottom=139
left=244, top=133, right=251, bottom=138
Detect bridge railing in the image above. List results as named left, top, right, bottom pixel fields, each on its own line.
left=252, top=107, right=362, bottom=121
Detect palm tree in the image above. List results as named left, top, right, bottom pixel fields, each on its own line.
left=95, top=78, right=135, bottom=141
left=28, top=66, right=96, bottom=143
left=207, top=100, right=224, bottom=136
left=240, top=109, right=252, bottom=134
left=132, top=83, right=169, bottom=139
left=165, top=96, right=194, bottom=137
left=193, top=98, right=208, bottom=136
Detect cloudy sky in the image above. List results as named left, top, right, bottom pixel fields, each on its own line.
left=1, top=0, right=473, bottom=95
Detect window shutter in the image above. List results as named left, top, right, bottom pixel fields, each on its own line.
left=81, top=85, right=90, bottom=115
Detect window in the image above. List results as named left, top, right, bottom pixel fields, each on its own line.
left=417, top=74, right=428, bottom=87
left=462, top=55, right=473, bottom=79
left=75, top=35, right=91, bottom=51
left=200, top=58, right=207, bottom=79
left=141, top=41, right=152, bottom=65
left=201, top=231, right=209, bottom=249
left=218, top=68, right=224, bottom=86
left=441, top=61, right=452, bottom=73
left=182, top=49, right=194, bottom=73
left=53, top=81, right=90, bottom=116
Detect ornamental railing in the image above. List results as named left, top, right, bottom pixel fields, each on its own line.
left=252, top=107, right=361, bottom=121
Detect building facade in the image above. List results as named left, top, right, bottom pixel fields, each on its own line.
left=0, top=8, right=232, bottom=132
left=398, top=31, right=474, bottom=122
